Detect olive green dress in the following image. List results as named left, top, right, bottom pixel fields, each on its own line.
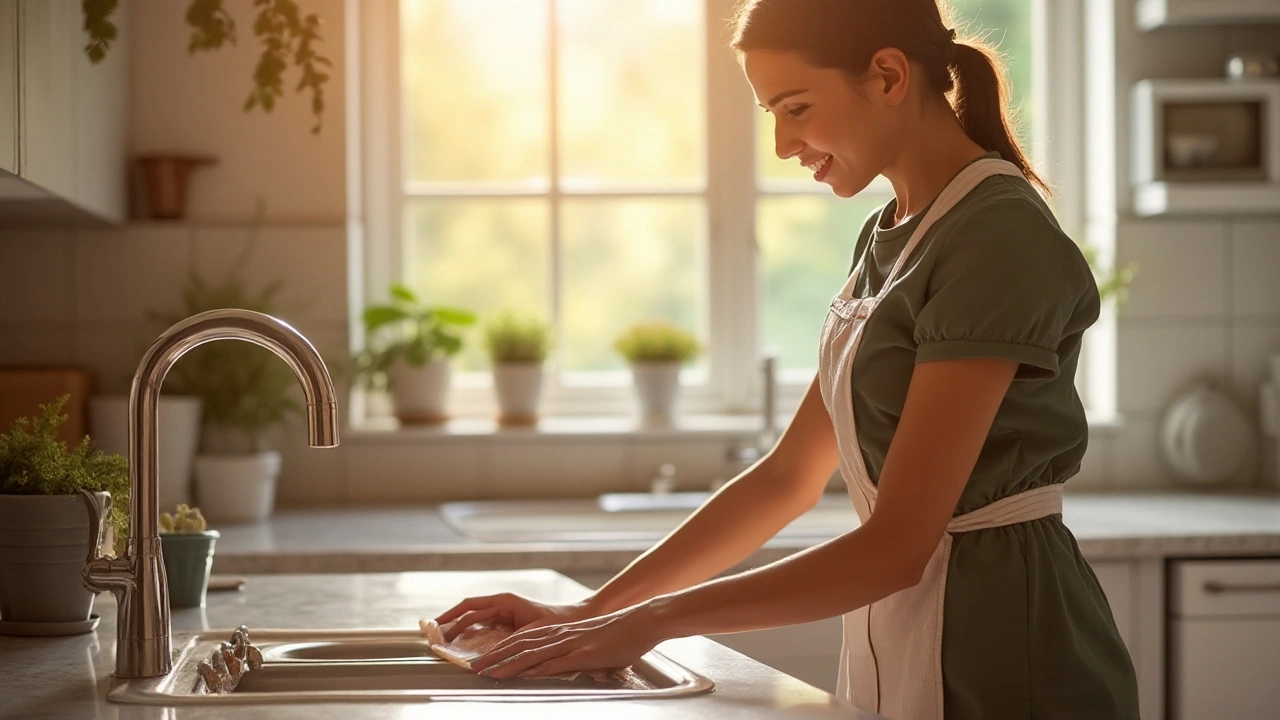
left=843, top=155, right=1140, bottom=718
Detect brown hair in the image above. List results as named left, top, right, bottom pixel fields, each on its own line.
left=731, top=0, right=1050, bottom=195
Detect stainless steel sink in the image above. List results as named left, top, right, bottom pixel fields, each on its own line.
left=441, top=493, right=859, bottom=543
left=108, top=628, right=715, bottom=704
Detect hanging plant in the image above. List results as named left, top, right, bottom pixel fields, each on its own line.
left=81, top=0, right=331, bottom=134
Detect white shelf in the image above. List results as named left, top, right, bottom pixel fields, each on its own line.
left=1133, top=181, right=1280, bottom=216
left=1137, top=0, right=1280, bottom=30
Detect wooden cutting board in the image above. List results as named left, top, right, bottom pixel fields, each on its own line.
left=0, top=367, right=94, bottom=445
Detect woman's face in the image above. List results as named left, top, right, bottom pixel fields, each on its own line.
left=742, top=50, right=900, bottom=198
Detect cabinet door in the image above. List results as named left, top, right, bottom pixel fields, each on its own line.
left=18, top=0, right=77, bottom=199
left=0, top=0, right=17, bottom=174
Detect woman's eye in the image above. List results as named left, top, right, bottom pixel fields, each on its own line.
left=786, top=104, right=809, bottom=118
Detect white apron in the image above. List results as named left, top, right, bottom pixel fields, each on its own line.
left=818, top=157, right=1066, bottom=720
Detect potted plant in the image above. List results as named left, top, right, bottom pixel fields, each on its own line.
left=0, top=395, right=128, bottom=635
left=153, top=268, right=301, bottom=524
left=159, top=503, right=219, bottom=609
left=483, top=310, right=553, bottom=426
left=614, top=321, right=702, bottom=427
left=355, top=284, right=476, bottom=425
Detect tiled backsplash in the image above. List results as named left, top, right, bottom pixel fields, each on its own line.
left=1, top=217, right=1279, bottom=501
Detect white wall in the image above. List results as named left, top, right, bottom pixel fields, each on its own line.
left=129, top=0, right=347, bottom=222
left=1081, top=1, right=1280, bottom=490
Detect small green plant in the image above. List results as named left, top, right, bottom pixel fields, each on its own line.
left=0, top=395, right=129, bottom=554
left=354, top=283, right=477, bottom=390
left=1081, top=244, right=1137, bottom=307
left=160, top=503, right=209, bottom=534
left=484, top=311, right=552, bottom=364
left=614, top=321, right=701, bottom=364
left=82, top=0, right=332, bottom=134
left=150, top=262, right=300, bottom=454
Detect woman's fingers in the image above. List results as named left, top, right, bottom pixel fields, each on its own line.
left=434, top=595, right=499, bottom=624
left=441, top=607, right=500, bottom=641
left=470, top=626, right=560, bottom=672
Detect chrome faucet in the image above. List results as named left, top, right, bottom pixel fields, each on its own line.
left=82, top=309, right=339, bottom=679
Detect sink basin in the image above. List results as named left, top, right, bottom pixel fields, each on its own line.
left=441, top=493, right=859, bottom=543
left=107, top=628, right=714, bottom=704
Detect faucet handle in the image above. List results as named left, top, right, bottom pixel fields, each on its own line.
left=77, top=488, right=111, bottom=563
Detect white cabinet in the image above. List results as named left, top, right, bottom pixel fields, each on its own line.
left=1169, top=558, right=1280, bottom=720
left=1137, top=0, right=1280, bottom=30
left=0, top=0, right=18, bottom=174
left=0, top=0, right=127, bottom=224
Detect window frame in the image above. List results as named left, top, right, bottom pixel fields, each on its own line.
left=352, top=0, right=1098, bottom=425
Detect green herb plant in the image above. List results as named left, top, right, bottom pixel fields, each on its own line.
left=1081, top=244, right=1137, bottom=307
left=82, top=0, right=332, bottom=134
left=614, top=321, right=701, bottom=364
left=354, top=284, right=477, bottom=391
left=483, top=311, right=552, bottom=365
left=160, top=503, right=209, bottom=534
left=149, top=249, right=300, bottom=455
left=0, top=395, right=129, bottom=555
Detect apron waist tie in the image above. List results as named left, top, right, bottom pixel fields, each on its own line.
left=946, top=482, right=1064, bottom=534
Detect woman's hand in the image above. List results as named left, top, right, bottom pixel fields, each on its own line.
left=433, top=592, right=594, bottom=641
left=469, top=603, right=665, bottom=679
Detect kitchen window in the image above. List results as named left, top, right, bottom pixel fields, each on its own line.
left=356, top=0, right=1096, bottom=421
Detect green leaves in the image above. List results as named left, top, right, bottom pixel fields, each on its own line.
left=483, top=311, right=552, bottom=364
left=82, top=0, right=119, bottom=65
left=0, top=395, right=130, bottom=553
left=614, top=321, right=701, bottom=364
left=84, top=0, right=331, bottom=133
left=150, top=266, right=301, bottom=450
left=353, top=286, right=478, bottom=390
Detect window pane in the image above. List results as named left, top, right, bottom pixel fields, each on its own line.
left=557, top=0, right=704, bottom=184
left=401, top=0, right=549, bottom=183
left=754, top=0, right=1035, bottom=179
left=757, top=194, right=887, bottom=372
left=404, top=199, right=550, bottom=371
left=948, top=0, right=1034, bottom=150
left=561, top=198, right=707, bottom=373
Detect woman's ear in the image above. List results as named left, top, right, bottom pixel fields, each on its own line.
left=867, top=48, right=911, bottom=107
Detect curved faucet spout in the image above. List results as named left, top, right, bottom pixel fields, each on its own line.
left=85, top=309, right=340, bottom=679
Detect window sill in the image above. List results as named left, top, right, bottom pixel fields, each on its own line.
left=345, top=413, right=775, bottom=444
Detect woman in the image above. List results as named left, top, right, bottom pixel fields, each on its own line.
left=435, top=1, right=1140, bottom=717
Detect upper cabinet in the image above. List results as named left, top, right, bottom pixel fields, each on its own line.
left=0, top=0, right=127, bottom=226
left=1137, top=0, right=1280, bottom=31
left=0, top=0, right=18, bottom=175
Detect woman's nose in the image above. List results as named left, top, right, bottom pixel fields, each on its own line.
left=774, top=121, right=803, bottom=160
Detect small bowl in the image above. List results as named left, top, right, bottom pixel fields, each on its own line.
left=1226, top=50, right=1280, bottom=80
left=1166, top=133, right=1220, bottom=168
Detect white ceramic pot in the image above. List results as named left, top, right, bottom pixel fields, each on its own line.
left=193, top=451, right=281, bottom=524
left=630, top=361, right=682, bottom=427
left=89, top=395, right=202, bottom=511
left=493, top=363, right=544, bottom=425
left=388, top=357, right=451, bottom=425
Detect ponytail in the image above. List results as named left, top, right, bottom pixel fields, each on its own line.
left=949, top=40, right=1050, bottom=196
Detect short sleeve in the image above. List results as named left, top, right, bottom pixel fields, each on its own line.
left=913, top=200, right=1095, bottom=380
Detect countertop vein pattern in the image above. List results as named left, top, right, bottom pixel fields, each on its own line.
left=0, top=571, right=882, bottom=719
left=208, top=493, right=1280, bottom=576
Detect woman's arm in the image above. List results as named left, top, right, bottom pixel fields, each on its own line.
left=585, top=374, right=841, bottom=614
left=470, top=357, right=1018, bottom=678
left=437, top=375, right=840, bottom=634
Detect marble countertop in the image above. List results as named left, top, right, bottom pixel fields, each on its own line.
left=210, top=492, right=1280, bottom=576
left=0, top=570, right=881, bottom=719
